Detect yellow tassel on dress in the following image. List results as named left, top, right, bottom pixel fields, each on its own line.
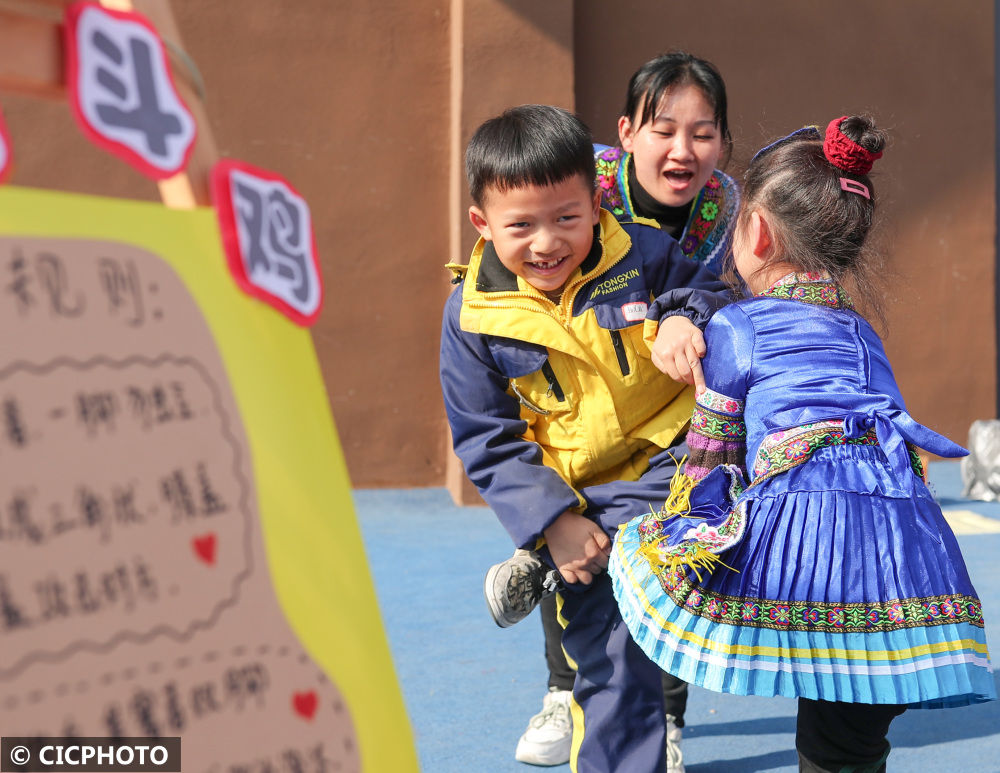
left=662, top=467, right=697, bottom=517
left=638, top=541, right=734, bottom=583
left=635, top=459, right=738, bottom=582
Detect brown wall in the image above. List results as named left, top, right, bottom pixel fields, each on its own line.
left=2, top=1, right=994, bottom=489
left=172, top=0, right=453, bottom=487
left=575, top=0, right=996, bottom=446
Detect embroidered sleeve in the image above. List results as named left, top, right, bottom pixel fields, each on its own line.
left=681, top=304, right=753, bottom=482
left=683, top=387, right=747, bottom=482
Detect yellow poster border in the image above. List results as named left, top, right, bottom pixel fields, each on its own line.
left=0, top=184, right=418, bottom=773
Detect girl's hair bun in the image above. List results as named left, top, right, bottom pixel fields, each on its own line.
left=823, top=115, right=886, bottom=175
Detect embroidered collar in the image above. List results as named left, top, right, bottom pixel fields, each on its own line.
left=594, top=146, right=735, bottom=268
left=678, top=172, right=726, bottom=258
left=758, top=272, right=854, bottom=310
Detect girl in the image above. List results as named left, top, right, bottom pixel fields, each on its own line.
left=609, top=115, right=996, bottom=773
left=497, top=52, right=738, bottom=770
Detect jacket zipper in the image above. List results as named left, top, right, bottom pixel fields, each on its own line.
left=609, top=330, right=630, bottom=376
left=541, top=361, right=565, bottom=401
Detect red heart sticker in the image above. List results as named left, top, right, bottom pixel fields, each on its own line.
left=192, top=533, right=217, bottom=565
left=292, top=691, right=318, bottom=720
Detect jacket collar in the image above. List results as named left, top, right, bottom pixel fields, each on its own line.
left=476, top=225, right=604, bottom=293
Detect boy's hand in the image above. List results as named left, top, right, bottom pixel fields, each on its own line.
left=650, top=315, right=707, bottom=394
left=543, top=510, right=611, bottom=585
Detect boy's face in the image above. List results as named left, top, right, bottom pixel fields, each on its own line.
left=469, top=175, right=602, bottom=298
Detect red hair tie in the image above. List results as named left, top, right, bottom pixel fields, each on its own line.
left=823, top=116, right=882, bottom=175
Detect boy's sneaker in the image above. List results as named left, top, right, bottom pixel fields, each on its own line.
left=484, top=549, right=561, bottom=628
left=514, top=687, right=573, bottom=766
left=665, top=714, right=685, bottom=773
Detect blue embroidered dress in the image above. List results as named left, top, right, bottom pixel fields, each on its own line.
left=594, top=144, right=739, bottom=276
left=609, top=273, right=996, bottom=708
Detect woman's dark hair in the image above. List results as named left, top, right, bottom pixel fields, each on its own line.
left=739, top=115, right=889, bottom=320
left=622, top=51, right=732, bottom=157
left=465, top=104, right=595, bottom=207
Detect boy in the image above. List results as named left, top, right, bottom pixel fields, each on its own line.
left=439, top=105, right=727, bottom=772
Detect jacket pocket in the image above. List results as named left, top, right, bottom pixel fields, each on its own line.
left=508, top=360, right=568, bottom=416
left=624, top=322, right=680, bottom=390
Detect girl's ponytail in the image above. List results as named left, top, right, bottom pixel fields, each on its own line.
left=824, top=115, right=886, bottom=175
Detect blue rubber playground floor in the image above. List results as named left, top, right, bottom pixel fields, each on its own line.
left=354, top=461, right=1000, bottom=772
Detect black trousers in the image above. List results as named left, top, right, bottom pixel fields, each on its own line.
left=541, top=593, right=689, bottom=724
left=796, top=699, right=906, bottom=772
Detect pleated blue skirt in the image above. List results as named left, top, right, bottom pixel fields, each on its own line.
left=609, top=445, right=996, bottom=708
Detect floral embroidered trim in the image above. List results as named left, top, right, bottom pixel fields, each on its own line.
left=759, top=272, right=855, bottom=310
left=680, top=173, right=725, bottom=257
left=696, top=387, right=744, bottom=416
left=683, top=172, right=740, bottom=272
left=686, top=389, right=747, bottom=482
left=751, top=420, right=877, bottom=484
left=641, top=498, right=748, bottom=568
left=767, top=271, right=828, bottom=288
left=638, top=469, right=746, bottom=542
left=654, top=566, right=986, bottom=633
left=690, top=405, right=747, bottom=442
left=750, top=419, right=924, bottom=486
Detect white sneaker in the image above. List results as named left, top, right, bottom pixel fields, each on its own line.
left=514, top=688, right=573, bottom=766
left=484, top=549, right=561, bottom=628
left=665, top=714, right=685, bottom=773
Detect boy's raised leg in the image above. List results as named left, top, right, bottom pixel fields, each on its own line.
left=484, top=548, right=561, bottom=628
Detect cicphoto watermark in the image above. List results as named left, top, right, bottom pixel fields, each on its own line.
left=1, top=738, right=180, bottom=772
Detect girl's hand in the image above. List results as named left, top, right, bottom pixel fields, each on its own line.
left=543, top=510, right=611, bottom=585
left=650, top=316, right=707, bottom=394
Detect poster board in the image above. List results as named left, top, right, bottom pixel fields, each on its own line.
left=0, top=184, right=418, bottom=772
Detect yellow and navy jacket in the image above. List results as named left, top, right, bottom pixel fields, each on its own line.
left=439, top=209, right=729, bottom=548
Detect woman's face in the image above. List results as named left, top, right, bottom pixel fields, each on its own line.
left=618, top=83, right=723, bottom=208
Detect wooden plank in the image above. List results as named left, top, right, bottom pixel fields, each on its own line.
left=0, top=0, right=74, bottom=16
left=0, top=10, right=65, bottom=99
left=3, top=0, right=74, bottom=8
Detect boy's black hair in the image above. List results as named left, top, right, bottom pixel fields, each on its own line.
left=465, top=104, right=595, bottom=207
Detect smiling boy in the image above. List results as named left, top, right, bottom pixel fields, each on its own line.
left=440, top=104, right=729, bottom=772
left=467, top=174, right=601, bottom=300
